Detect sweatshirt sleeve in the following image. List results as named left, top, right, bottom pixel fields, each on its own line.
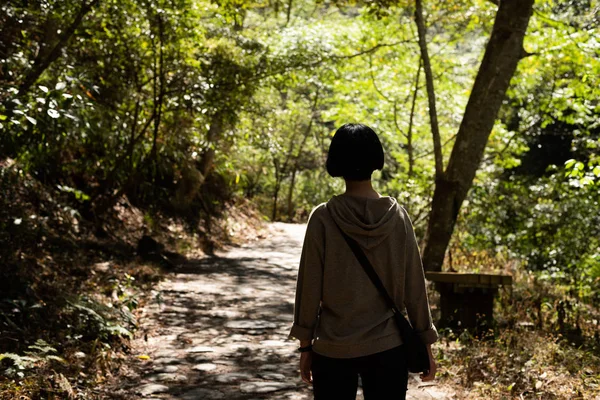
left=401, top=207, right=439, bottom=345
left=289, top=206, right=325, bottom=342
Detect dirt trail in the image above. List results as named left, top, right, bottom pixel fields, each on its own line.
left=101, top=222, right=455, bottom=399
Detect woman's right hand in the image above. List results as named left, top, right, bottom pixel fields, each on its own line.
left=420, top=344, right=437, bottom=382
left=300, top=351, right=313, bottom=384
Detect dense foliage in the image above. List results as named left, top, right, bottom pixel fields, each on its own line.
left=0, top=0, right=599, bottom=397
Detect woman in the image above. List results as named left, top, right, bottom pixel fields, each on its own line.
left=289, top=123, right=438, bottom=399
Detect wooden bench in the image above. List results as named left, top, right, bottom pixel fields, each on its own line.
left=425, top=272, right=512, bottom=332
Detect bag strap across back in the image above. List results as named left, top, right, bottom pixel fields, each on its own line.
left=326, top=205, right=414, bottom=333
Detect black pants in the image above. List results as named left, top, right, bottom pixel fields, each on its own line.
left=311, top=345, right=409, bottom=400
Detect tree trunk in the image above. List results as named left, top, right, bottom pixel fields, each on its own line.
left=422, top=0, right=535, bottom=272
left=407, top=58, right=422, bottom=179
left=150, top=13, right=165, bottom=170
left=285, top=0, right=293, bottom=26
left=287, top=167, right=297, bottom=220
left=197, top=114, right=223, bottom=182
left=414, top=0, right=443, bottom=178
left=272, top=162, right=281, bottom=221
left=272, top=185, right=280, bottom=221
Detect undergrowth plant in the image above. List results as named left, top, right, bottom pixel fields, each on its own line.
left=0, top=340, right=64, bottom=379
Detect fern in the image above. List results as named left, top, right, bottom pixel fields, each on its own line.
left=68, top=301, right=107, bottom=323
left=26, top=339, right=58, bottom=354
left=67, top=298, right=135, bottom=340
left=0, top=339, right=65, bottom=377
left=104, top=324, right=133, bottom=339
left=0, top=353, right=37, bottom=370
left=45, top=355, right=66, bottom=363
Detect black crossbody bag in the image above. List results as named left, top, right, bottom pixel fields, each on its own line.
left=327, top=207, right=430, bottom=374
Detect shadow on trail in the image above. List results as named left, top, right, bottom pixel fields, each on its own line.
left=176, top=255, right=294, bottom=281
left=101, top=222, right=453, bottom=400
left=103, top=223, right=310, bottom=400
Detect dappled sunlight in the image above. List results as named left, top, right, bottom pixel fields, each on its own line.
left=98, top=222, right=454, bottom=399
left=97, top=223, right=311, bottom=399
left=2, top=0, right=598, bottom=398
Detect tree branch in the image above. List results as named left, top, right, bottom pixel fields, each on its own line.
left=368, top=53, right=393, bottom=103
left=414, top=133, right=457, bottom=161
left=17, top=0, right=101, bottom=96
left=256, top=40, right=415, bottom=81
left=331, top=40, right=413, bottom=60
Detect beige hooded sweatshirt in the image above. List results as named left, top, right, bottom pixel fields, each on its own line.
left=289, top=194, right=438, bottom=358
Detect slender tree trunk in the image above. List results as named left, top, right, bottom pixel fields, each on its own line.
left=414, top=0, right=443, bottom=178
left=272, top=161, right=281, bottom=221
left=129, top=100, right=141, bottom=170
left=285, top=0, right=293, bottom=26
left=233, top=9, right=246, bottom=31
left=245, top=166, right=262, bottom=199
left=150, top=14, right=165, bottom=168
left=407, top=59, right=422, bottom=179
left=284, top=90, right=319, bottom=221
left=422, top=0, right=535, bottom=271
left=272, top=186, right=280, bottom=221
left=17, top=0, right=100, bottom=97
left=94, top=11, right=165, bottom=216
left=99, top=110, right=155, bottom=194
left=287, top=167, right=297, bottom=220
left=273, top=128, right=299, bottom=222
left=197, top=114, right=223, bottom=182
left=285, top=114, right=315, bottom=220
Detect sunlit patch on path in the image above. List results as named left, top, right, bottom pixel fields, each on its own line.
left=100, top=222, right=454, bottom=399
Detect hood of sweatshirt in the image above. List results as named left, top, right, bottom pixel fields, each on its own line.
left=326, top=194, right=401, bottom=250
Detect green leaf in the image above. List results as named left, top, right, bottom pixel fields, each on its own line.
left=564, top=159, right=576, bottom=169
left=47, top=109, right=60, bottom=119
left=105, top=325, right=133, bottom=338
left=0, top=353, right=20, bottom=363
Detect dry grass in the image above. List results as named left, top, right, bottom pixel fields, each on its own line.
left=433, top=246, right=600, bottom=399
left=436, top=329, right=599, bottom=399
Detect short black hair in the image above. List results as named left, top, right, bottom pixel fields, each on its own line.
left=326, top=123, right=384, bottom=181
